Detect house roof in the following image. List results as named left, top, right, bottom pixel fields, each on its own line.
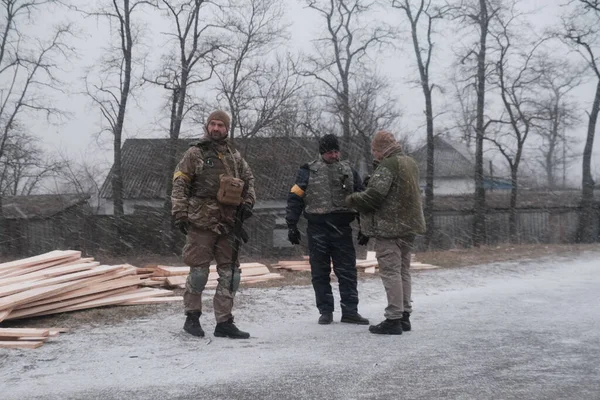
left=433, top=190, right=600, bottom=212
left=413, top=136, right=492, bottom=178
left=2, top=194, right=91, bottom=219
left=99, top=136, right=370, bottom=202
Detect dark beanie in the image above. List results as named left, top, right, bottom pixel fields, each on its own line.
left=319, top=134, right=340, bottom=154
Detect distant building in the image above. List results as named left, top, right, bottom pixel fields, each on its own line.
left=412, top=136, right=512, bottom=195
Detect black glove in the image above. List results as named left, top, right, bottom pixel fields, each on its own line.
left=363, top=175, right=371, bottom=188
left=240, top=203, right=253, bottom=222
left=174, top=214, right=190, bottom=235
left=288, top=225, right=301, bottom=245
left=357, top=231, right=369, bottom=246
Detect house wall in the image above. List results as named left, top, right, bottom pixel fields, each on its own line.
left=421, top=178, right=474, bottom=195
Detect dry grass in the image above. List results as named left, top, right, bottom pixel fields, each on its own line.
left=3, top=243, right=599, bottom=330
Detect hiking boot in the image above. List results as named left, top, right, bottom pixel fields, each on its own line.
left=340, top=312, right=369, bottom=325
left=318, top=312, right=333, bottom=325
left=400, top=311, right=411, bottom=332
left=183, top=312, right=204, bottom=337
left=214, top=318, right=250, bottom=339
left=369, top=319, right=403, bottom=335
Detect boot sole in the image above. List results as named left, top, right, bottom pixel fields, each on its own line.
left=369, top=330, right=403, bottom=335
left=214, top=331, right=250, bottom=339
left=183, top=328, right=205, bottom=337
left=340, top=319, right=369, bottom=325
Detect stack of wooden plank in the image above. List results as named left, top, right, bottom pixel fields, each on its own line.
left=0, top=327, right=68, bottom=349
left=273, top=252, right=439, bottom=273
left=142, top=263, right=283, bottom=289
left=0, top=250, right=181, bottom=326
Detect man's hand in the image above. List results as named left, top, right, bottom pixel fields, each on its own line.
left=363, top=175, right=371, bottom=188
left=240, top=203, right=253, bottom=222
left=357, top=231, right=369, bottom=246
left=174, top=213, right=190, bottom=235
left=288, top=225, right=301, bottom=245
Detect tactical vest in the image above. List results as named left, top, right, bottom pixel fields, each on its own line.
left=304, top=159, right=355, bottom=215
left=191, top=142, right=237, bottom=199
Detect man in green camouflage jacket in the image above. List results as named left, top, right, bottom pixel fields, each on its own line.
left=346, top=131, right=425, bottom=335
left=171, top=110, right=255, bottom=339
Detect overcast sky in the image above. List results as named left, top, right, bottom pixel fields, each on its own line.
left=20, top=0, right=600, bottom=182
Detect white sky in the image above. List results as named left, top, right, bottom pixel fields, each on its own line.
left=18, top=0, right=600, bottom=182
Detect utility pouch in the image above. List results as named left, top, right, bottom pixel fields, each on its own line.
left=217, top=174, right=244, bottom=206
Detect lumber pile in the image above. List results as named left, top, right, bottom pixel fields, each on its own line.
left=141, top=263, right=283, bottom=289
left=0, top=250, right=180, bottom=328
left=273, top=251, right=439, bottom=273
left=0, top=327, right=68, bottom=349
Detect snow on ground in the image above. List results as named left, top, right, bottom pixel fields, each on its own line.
left=1, top=251, right=599, bottom=400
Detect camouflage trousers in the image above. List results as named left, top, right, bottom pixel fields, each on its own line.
left=182, top=225, right=241, bottom=323
left=375, top=235, right=415, bottom=319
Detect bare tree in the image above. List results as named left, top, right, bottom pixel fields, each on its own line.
left=300, top=0, right=394, bottom=142
left=563, top=0, right=600, bottom=242
left=214, top=0, right=299, bottom=141
left=392, top=0, right=448, bottom=248
left=78, top=0, right=149, bottom=220
left=530, top=56, right=581, bottom=189
left=53, top=151, right=106, bottom=213
left=485, top=7, right=547, bottom=242
left=450, top=0, right=502, bottom=246
left=144, top=0, right=220, bottom=251
left=0, top=131, right=65, bottom=196
left=0, top=0, right=73, bottom=252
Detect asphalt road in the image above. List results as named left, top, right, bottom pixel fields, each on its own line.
left=2, top=252, right=599, bottom=400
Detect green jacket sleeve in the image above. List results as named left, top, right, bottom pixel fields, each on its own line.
left=346, top=162, right=394, bottom=213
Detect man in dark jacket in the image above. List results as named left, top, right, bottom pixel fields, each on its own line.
left=346, top=131, right=425, bottom=335
left=286, top=134, right=369, bottom=325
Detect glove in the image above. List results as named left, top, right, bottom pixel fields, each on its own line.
left=357, top=231, right=369, bottom=246
left=240, top=203, right=253, bottom=222
left=288, top=225, right=301, bottom=245
left=363, top=175, right=371, bottom=188
left=174, top=213, right=190, bottom=235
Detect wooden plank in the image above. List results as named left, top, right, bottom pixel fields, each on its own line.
left=0, top=250, right=81, bottom=272
left=8, top=287, right=139, bottom=320
left=155, top=263, right=269, bottom=277
left=275, top=260, right=310, bottom=266
left=0, top=328, right=50, bottom=337
left=139, top=279, right=166, bottom=287
left=27, top=288, right=174, bottom=316
left=0, top=272, right=121, bottom=311
left=364, top=266, right=376, bottom=274
left=0, top=265, right=124, bottom=299
left=0, top=340, right=45, bottom=349
left=0, top=255, right=84, bottom=279
left=0, top=308, right=10, bottom=322
left=0, top=262, right=99, bottom=288
left=165, top=275, right=186, bottom=287
left=135, top=267, right=158, bottom=275
left=18, top=275, right=142, bottom=309
left=122, top=296, right=183, bottom=305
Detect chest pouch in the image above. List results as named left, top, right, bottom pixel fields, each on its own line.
left=217, top=174, right=244, bottom=206
left=216, top=146, right=244, bottom=206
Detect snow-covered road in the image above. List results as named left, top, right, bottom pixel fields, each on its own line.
left=2, top=252, right=599, bottom=400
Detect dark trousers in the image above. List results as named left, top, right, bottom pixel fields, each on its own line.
left=307, top=222, right=359, bottom=315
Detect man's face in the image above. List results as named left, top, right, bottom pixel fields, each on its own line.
left=372, top=149, right=383, bottom=161
left=322, top=150, right=340, bottom=164
left=207, top=119, right=228, bottom=140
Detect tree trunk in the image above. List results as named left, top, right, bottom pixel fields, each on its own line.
left=509, top=167, right=519, bottom=243
left=473, top=0, right=489, bottom=247
left=578, top=78, right=600, bottom=243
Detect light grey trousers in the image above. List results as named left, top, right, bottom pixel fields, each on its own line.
left=375, top=236, right=414, bottom=319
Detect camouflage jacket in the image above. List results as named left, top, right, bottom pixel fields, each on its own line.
left=345, top=149, right=425, bottom=238
left=171, top=137, right=256, bottom=234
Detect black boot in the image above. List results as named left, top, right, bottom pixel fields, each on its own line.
left=318, top=312, right=333, bottom=325
left=400, top=311, right=411, bottom=332
left=183, top=312, right=204, bottom=337
left=214, top=317, right=250, bottom=339
left=340, top=312, right=369, bottom=325
left=369, top=319, right=403, bottom=335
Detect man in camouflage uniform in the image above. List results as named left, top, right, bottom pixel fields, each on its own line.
left=171, top=110, right=256, bottom=339
left=346, top=131, right=425, bottom=335
left=286, top=134, right=369, bottom=325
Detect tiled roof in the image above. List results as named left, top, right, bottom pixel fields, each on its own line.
left=100, top=136, right=370, bottom=201
left=2, top=194, right=91, bottom=219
